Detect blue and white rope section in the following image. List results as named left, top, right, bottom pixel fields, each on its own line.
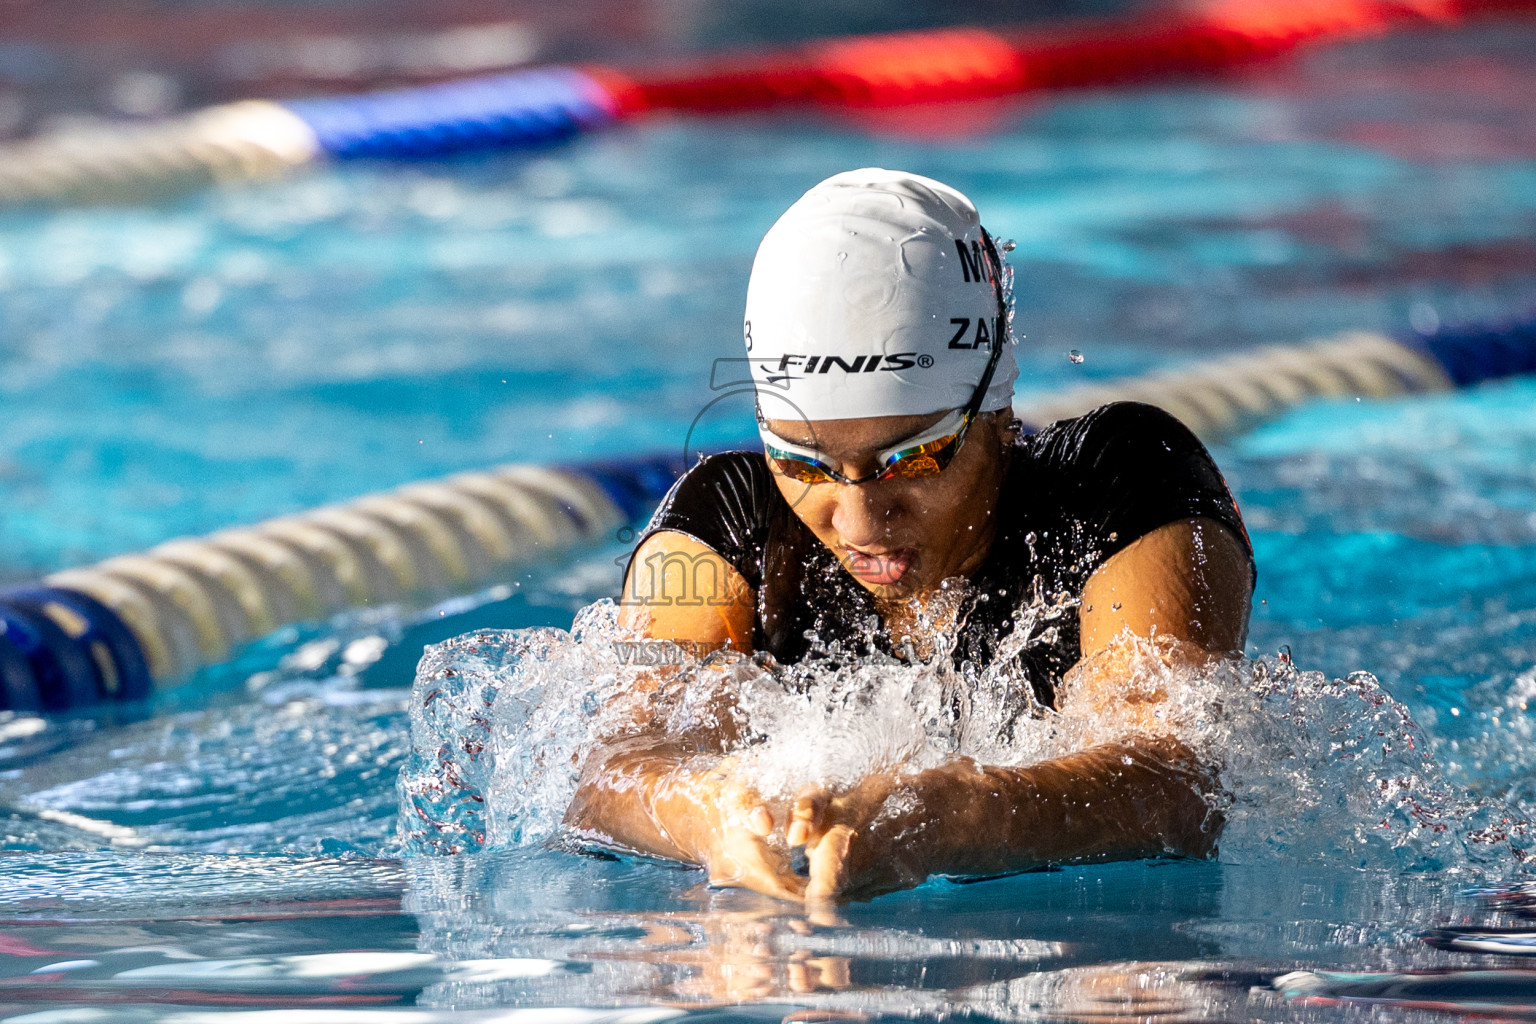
left=0, top=68, right=615, bottom=203
left=1, top=314, right=1533, bottom=711
left=283, top=69, right=618, bottom=161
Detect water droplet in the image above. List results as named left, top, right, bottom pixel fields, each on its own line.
left=1409, top=301, right=1440, bottom=335
left=1068, top=350, right=1084, bottom=364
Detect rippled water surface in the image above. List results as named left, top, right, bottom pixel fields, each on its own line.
left=2, top=13, right=1536, bottom=1023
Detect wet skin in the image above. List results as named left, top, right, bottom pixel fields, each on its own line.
left=564, top=407, right=1254, bottom=902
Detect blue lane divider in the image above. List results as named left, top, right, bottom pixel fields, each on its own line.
left=2, top=311, right=1534, bottom=715
left=574, top=454, right=694, bottom=523
left=1, top=586, right=154, bottom=703
left=283, top=68, right=617, bottom=161
left=1410, top=314, right=1536, bottom=388
left=0, top=601, right=101, bottom=711
left=10, top=3, right=1536, bottom=208
left=0, top=623, right=44, bottom=712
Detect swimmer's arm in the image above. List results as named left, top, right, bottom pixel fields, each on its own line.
left=1069, top=515, right=1252, bottom=733
left=790, top=737, right=1218, bottom=901
left=1079, top=516, right=1252, bottom=657
left=563, top=736, right=714, bottom=864
left=563, top=736, right=807, bottom=901
left=569, top=538, right=793, bottom=892
left=616, top=531, right=757, bottom=655
left=908, top=514, right=1247, bottom=879
left=791, top=518, right=1251, bottom=900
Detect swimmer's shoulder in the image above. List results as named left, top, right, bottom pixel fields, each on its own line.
left=656, top=450, right=775, bottom=520
left=1020, top=401, right=1206, bottom=471
left=1010, top=401, right=1250, bottom=561
left=638, top=451, right=776, bottom=581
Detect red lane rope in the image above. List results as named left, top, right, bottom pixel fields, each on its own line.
left=594, top=0, right=1536, bottom=115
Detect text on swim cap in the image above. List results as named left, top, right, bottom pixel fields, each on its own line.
left=954, top=238, right=995, bottom=285
left=766, top=353, right=932, bottom=381
left=948, top=315, right=1004, bottom=350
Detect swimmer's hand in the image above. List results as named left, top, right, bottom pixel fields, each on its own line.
left=564, top=742, right=808, bottom=900
left=787, top=773, right=910, bottom=902
left=784, top=739, right=1220, bottom=903
left=684, top=762, right=805, bottom=901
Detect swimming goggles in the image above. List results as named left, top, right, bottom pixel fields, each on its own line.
left=757, top=310, right=1007, bottom=486
left=758, top=405, right=975, bottom=485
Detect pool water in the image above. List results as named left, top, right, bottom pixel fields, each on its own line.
left=2, top=15, right=1536, bottom=1023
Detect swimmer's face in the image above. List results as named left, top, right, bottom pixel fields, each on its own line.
left=762, top=409, right=1014, bottom=600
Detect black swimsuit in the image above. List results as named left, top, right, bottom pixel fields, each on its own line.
left=632, top=402, right=1254, bottom=709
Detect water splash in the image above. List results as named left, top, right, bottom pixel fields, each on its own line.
left=396, top=598, right=1532, bottom=874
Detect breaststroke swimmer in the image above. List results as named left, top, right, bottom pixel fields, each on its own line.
left=563, top=168, right=1256, bottom=903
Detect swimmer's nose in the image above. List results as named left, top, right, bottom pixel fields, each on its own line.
left=829, top=480, right=899, bottom=546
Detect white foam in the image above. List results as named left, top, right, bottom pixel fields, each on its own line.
left=397, top=596, right=1531, bottom=874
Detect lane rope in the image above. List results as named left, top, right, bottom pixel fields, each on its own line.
left=5, top=459, right=658, bottom=685
left=1, top=1, right=1533, bottom=204
left=1, top=315, right=1531, bottom=709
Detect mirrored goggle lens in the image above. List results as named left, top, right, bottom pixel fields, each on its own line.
left=767, top=451, right=839, bottom=484
left=876, top=432, right=963, bottom=480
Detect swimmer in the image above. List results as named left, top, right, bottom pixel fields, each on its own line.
left=564, top=169, right=1255, bottom=902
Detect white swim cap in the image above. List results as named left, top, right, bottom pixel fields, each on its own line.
left=744, top=168, right=1017, bottom=422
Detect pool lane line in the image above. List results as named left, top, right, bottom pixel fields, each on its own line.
left=0, top=458, right=681, bottom=696
left=3, top=0, right=1536, bottom=204
left=0, top=100, right=322, bottom=206
left=1016, top=315, right=1536, bottom=440
left=0, top=314, right=1531, bottom=710
left=1014, top=329, right=1454, bottom=441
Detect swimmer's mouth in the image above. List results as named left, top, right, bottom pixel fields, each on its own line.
left=844, top=547, right=915, bottom=586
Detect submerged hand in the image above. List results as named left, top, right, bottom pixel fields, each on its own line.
left=785, top=773, right=921, bottom=902
left=700, top=796, right=803, bottom=900
left=674, top=759, right=806, bottom=900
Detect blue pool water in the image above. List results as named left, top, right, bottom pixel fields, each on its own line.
left=2, top=16, right=1536, bottom=1022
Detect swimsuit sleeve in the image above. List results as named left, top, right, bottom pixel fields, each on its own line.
left=1031, top=401, right=1255, bottom=583
left=631, top=450, right=774, bottom=590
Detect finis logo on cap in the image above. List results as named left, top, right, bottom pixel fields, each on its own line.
left=748, top=350, right=936, bottom=387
